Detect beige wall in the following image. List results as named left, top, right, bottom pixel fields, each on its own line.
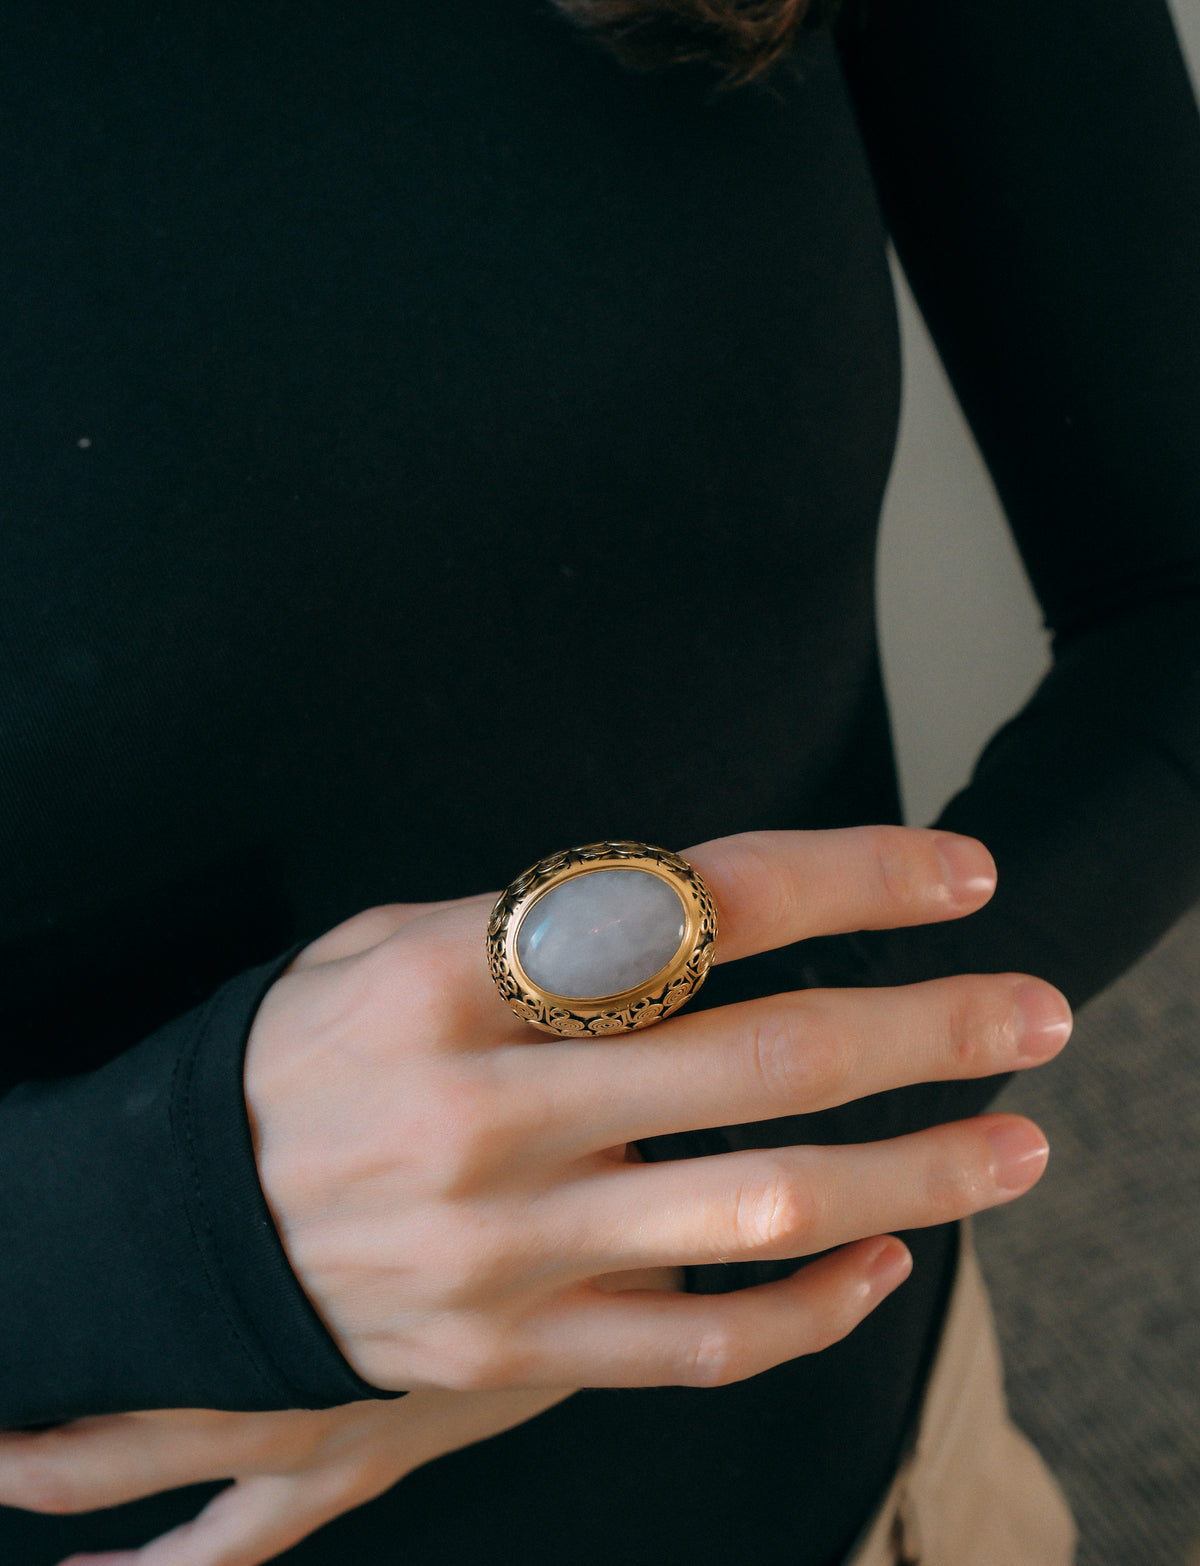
left=876, top=0, right=1199, bottom=826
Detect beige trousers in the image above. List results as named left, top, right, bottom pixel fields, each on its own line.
left=847, top=1224, right=1077, bottom=1566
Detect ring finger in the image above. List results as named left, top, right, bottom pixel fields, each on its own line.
left=543, top=1112, right=1048, bottom=1276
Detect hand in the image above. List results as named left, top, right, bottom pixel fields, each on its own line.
left=242, top=826, right=1070, bottom=1392
left=0, top=827, right=1071, bottom=1566
left=0, top=1264, right=671, bottom=1565
left=0, top=1386, right=576, bottom=1565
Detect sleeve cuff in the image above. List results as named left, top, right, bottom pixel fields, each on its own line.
left=171, top=951, right=404, bottom=1411
left=0, top=951, right=401, bottom=1428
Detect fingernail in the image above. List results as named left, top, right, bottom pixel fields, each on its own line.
left=988, top=1119, right=1050, bottom=1195
left=865, top=1237, right=913, bottom=1297
left=1014, top=981, right=1073, bottom=1061
left=933, top=835, right=997, bottom=904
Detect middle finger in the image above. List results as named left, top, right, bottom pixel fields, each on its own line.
left=517, top=972, right=1071, bottom=1157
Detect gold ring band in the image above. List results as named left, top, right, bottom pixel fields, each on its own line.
left=487, top=841, right=717, bottom=1036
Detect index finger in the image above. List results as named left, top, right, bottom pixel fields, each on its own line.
left=365, top=827, right=995, bottom=1039
left=684, top=827, right=996, bottom=964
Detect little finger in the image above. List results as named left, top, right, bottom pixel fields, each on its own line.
left=507, top=1234, right=913, bottom=1389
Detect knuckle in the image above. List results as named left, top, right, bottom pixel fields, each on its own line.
left=704, top=834, right=791, bottom=942
left=681, top=1324, right=749, bottom=1388
left=420, top=1069, right=522, bottom=1197
left=784, top=995, right=850, bottom=1104
left=434, top=1226, right=514, bottom=1308
left=355, top=903, right=414, bottom=938
left=423, top=1318, right=522, bottom=1392
left=873, top=826, right=940, bottom=912
left=375, top=953, right=456, bottom=1043
left=290, top=906, right=398, bottom=968
left=922, top=1145, right=994, bottom=1222
left=332, top=904, right=410, bottom=952
left=739, top=1002, right=823, bottom=1107
left=423, top=1110, right=490, bottom=1196
left=944, top=977, right=1018, bottom=1072
left=299, top=1461, right=368, bottom=1512
left=730, top=1163, right=814, bottom=1256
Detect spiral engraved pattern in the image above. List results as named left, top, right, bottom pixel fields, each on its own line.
left=487, top=841, right=717, bottom=1037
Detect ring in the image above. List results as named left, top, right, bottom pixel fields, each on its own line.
left=487, top=841, right=718, bottom=1036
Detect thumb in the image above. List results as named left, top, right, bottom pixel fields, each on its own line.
left=57, top=1469, right=350, bottom=1566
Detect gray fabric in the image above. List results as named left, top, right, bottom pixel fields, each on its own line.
left=976, top=905, right=1200, bottom=1566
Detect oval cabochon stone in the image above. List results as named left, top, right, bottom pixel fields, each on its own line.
left=515, top=868, right=687, bottom=1000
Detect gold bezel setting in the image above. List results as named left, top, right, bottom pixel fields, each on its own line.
left=487, top=841, right=718, bottom=1036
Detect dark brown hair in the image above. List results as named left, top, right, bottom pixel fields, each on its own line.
left=552, top=0, right=840, bottom=87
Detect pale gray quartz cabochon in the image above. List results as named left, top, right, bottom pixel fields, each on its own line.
left=515, top=869, right=687, bottom=999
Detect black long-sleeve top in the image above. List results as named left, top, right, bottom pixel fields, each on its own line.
left=2, top=1, right=1198, bottom=1561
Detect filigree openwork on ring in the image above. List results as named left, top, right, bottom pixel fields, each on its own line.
left=487, top=840, right=718, bottom=1037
